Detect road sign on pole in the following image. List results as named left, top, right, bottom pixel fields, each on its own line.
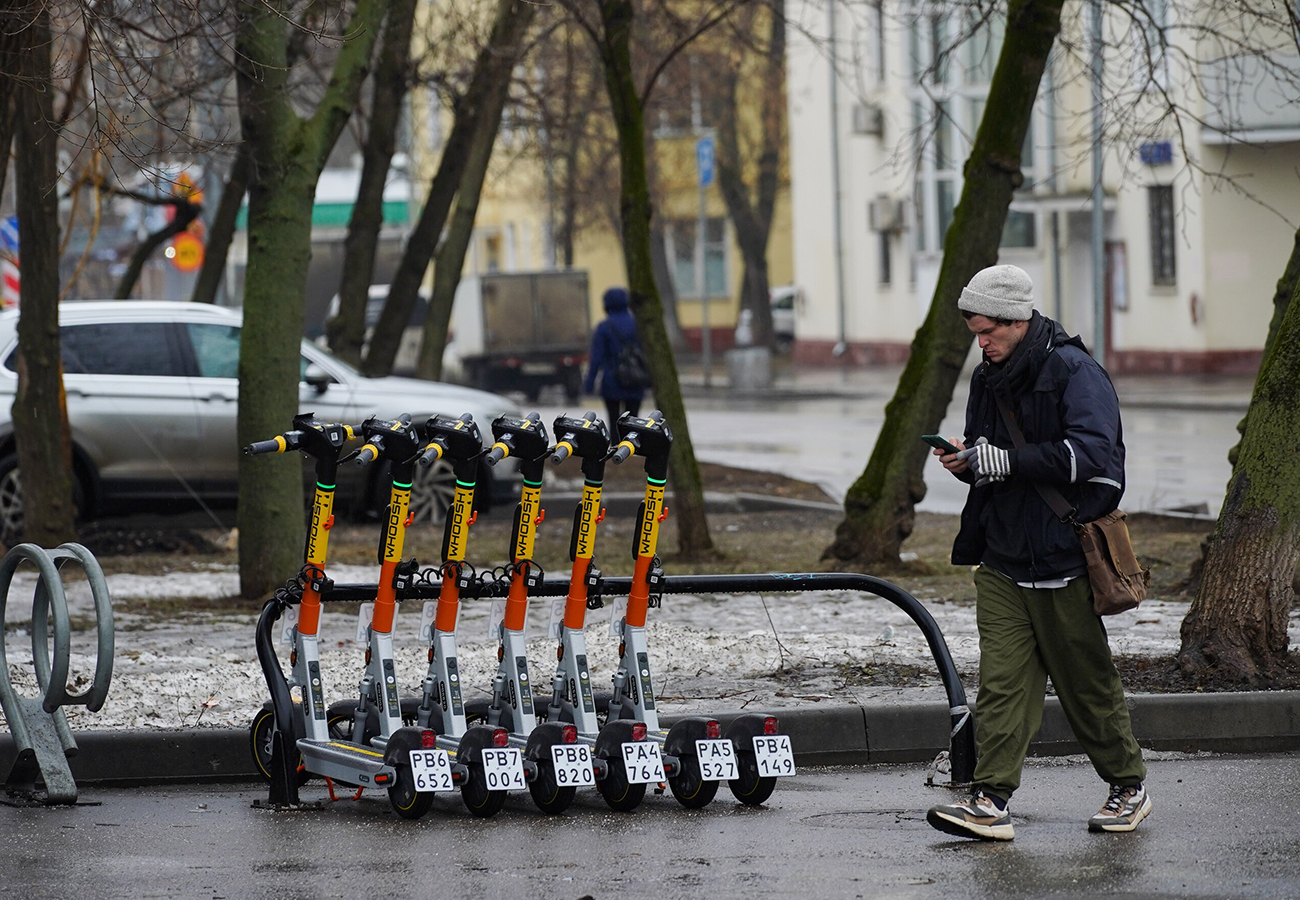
left=695, top=136, right=715, bottom=188
left=1, top=216, right=19, bottom=310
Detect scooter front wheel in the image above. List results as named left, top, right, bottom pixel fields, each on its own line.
left=728, top=752, right=777, bottom=806
left=388, top=763, right=435, bottom=820
left=528, top=759, right=577, bottom=815
left=460, top=765, right=508, bottom=818
left=249, top=708, right=309, bottom=786
left=596, top=755, right=646, bottom=812
left=668, top=754, right=719, bottom=809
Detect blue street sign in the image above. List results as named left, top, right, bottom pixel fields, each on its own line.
left=696, top=136, right=715, bottom=187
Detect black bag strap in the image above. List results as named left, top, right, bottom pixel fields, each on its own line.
left=991, top=390, right=1077, bottom=524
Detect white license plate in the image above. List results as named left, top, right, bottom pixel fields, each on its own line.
left=695, top=738, right=738, bottom=781
left=520, top=362, right=557, bottom=375
left=620, top=740, right=665, bottom=784
left=752, top=734, right=796, bottom=778
left=550, top=743, right=596, bottom=787
left=407, top=748, right=454, bottom=793
left=480, top=747, right=527, bottom=791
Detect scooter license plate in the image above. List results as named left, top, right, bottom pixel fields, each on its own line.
left=408, top=748, right=454, bottom=793
left=752, top=734, right=797, bottom=777
left=621, top=740, right=665, bottom=784
left=480, top=747, right=527, bottom=791
left=694, top=738, right=738, bottom=781
left=550, top=743, right=596, bottom=787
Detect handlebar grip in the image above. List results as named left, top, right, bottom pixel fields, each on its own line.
left=550, top=442, right=572, bottom=464
left=485, top=444, right=508, bottom=466
left=244, top=438, right=284, bottom=456
left=417, top=443, right=443, bottom=467
left=355, top=444, right=378, bottom=467
left=611, top=442, right=633, bottom=464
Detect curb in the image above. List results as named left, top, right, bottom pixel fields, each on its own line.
left=5, top=691, right=1297, bottom=787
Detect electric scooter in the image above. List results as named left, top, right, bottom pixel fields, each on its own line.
left=542, top=412, right=661, bottom=812
left=475, top=412, right=594, bottom=814
left=606, top=410, right=793, bottom=808
left=246, top=414, right=441, bottom=818
left=410, top=412, right=528, bottom=818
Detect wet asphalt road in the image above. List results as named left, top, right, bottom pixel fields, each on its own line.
left=4, top=754, right=1297, bottom=900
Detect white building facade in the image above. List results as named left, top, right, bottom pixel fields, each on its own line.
left=786, top=0, right=1300, bottom=374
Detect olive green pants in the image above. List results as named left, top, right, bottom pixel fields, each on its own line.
left=971, top=566, right=1146, bottom=801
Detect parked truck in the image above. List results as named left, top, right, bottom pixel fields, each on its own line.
left=446, top=270, right=590, bottom=401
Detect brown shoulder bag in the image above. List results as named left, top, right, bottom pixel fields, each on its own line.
left=992, top=393, right=1150, bottom=615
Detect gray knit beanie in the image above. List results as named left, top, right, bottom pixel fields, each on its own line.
left=958, top=265, right=1034, bottom=321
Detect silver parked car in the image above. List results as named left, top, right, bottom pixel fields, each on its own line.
left=0, top=301, right=522, bottom=536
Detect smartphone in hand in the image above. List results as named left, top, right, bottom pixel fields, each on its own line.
left=922, top=434, right=962, bottom=454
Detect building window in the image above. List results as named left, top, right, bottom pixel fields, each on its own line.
left=666, top=217, right=727, bottom=298
left=879, top=232, right=892, bottom=285
left=1148, top=185, right=1176, bottom=285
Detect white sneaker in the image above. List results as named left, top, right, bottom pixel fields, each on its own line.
left=1088, top=783, right=1153, bottom=832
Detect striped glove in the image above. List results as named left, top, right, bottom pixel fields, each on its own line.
left=957, top=436, right=1011, bottom=487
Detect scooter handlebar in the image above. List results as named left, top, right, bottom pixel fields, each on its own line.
left=550, top=441, right=572, bottom=464
left=485, top=443, right=508, bottom=466
left=354, top=444, right=379, bottom=466
left=244, top=432, right=301, bottom=455
left=417, top=442, right=443, bottom=467
left=610, top=442, right=634, bottom=464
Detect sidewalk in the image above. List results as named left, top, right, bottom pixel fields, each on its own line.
left=678, top=360, right=1255, bottom=413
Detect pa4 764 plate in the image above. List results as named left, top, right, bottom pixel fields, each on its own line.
left=480, top=747, right=527, bottom=791
left=621, top=740, right=665, bottom=784
left=695, top=738, right=738, bottom=781
left=550, top=743, right=596, bottom=787
left=407, top=748, right=454, bottom=793
left=752, top=734, right=796, bottom=777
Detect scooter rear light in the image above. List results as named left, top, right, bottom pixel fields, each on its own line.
left=561, top=724, right=578, bottom=743
left=763, top=717, right=779, bottom=735
left=631, top=723, right=647, bottom=741
left=420, top=730, right=437, bottom=748
left=705, top=720, right=721, bottom=739
left=492, top=728, right=510, bottom=747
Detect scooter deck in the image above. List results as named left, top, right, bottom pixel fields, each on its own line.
left=298, top=738, right=396, bottom=787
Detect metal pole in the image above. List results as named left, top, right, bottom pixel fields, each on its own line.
left=698, top=176, right=711, bottom=389
left=1090, top=0, right=1106, bottom=366
left=829, top=0, right=847, bottom=356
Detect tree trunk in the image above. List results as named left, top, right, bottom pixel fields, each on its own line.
left=363, top=0, right=528, bottom=378
left=12, top=2, right=76, bottom=547
left=1178, top=291, right=1300, bottom=681
left=113, top=198, right=201, bottom=300
left=235, top=0, right=383, bottom=598
left=327, top=0, right=418, bottom=367
left=598, top=0, right=712, bottom=556
left=714, top=1, right=784, bottom=348
left=1177, top=256, right=1300, bottom=682
left=822, top=0, right=1064, bottom=566
left=191, top=146, right=251, bottom=305
left=413, top=3, right=532, bottom=381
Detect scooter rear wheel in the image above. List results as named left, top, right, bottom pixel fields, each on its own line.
left=460, top=766, right=508, bottom=818
left=596, top=755, right=646, bottom=812
left=668, top=754, right=719, bottom=809
left=528, top=760, right=577, bottom=815
left=728, top=752, right=777, bottom=806
left=388, top=763, right=435, bottom=820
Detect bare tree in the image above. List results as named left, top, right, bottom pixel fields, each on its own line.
left=234, top=0, right=385, bottom=598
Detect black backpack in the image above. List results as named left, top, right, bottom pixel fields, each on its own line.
left=614, top=339, right=652, bottom=390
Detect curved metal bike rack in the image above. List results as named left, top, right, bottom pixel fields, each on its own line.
left=0, top=543, right=114, bottom=805
left=257, top=569, right=975, bottom=806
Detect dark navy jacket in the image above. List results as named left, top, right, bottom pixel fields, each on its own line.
left=952, top=314, right=1125, bottom=583
left=584, top=296, right=645, bottom=401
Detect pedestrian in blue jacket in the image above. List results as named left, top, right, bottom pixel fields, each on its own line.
left=583, top=287, right=645, bottom=430
left=925, top=265, right=1150, bottom=842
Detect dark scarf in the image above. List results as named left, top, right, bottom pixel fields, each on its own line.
left=974, top=311, right=1055, bottom=437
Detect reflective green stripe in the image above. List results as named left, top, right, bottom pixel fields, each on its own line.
left=584, top=479, right=604, bottom=488
left=456, top=480, right=476, bottom=488
left=523, top=478, right=543, bottom=487
left=393, top=481, right=412, bottom=489
left=647, top=476, right=667, bottom=485
left=316, top=483, right=336, bottom=491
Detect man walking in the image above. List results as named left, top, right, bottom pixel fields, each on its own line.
left=926, top=265, right=1151, bottom=841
